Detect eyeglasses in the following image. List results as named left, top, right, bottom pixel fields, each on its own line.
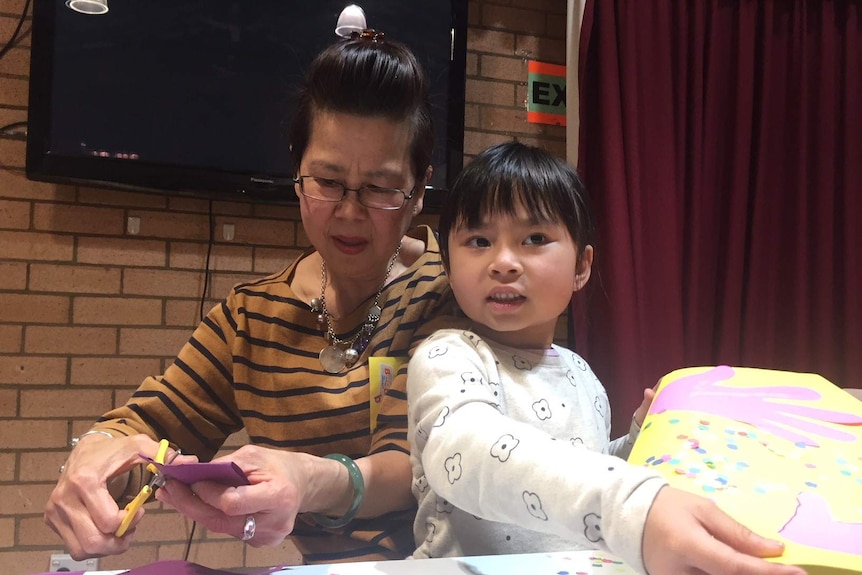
left=294, top=175, right=416, bottom=210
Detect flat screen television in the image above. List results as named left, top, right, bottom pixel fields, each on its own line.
left=26, top=0, right=467, bottom=210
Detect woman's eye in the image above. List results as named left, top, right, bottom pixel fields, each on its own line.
left=315, top=177, right=342, bottom=189
left=525, top=233, right=547, bottom=245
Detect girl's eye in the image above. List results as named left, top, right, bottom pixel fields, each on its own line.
left=525, top=233, right=547, bottom=245
left=466, top=236, right=491, bottom=248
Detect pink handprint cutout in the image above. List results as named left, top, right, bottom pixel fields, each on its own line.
left=649, top=366, right=862, bottom=447
left=779, top=491, right=862, bottom=554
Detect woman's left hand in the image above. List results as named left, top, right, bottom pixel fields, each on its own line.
left=155, top=445, right=318, bottom=546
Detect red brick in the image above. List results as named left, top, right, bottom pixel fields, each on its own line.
left=129, top=209, right=211, bottom=241
left=169, top=242, right=254, bottom=272
left=0, top=261, right=27, bottom=290
left=0, top=199, right=30, bottom=230
left=179, top=538, right=246, bottom=569
left=0, top=483, right=55, bottom=514
left=546, top=11, right=567, bottom=39
left=123, top=268, right=204, bottom=297
left=517, top=135, right=567, bottom=158
left=516, top=34, right=566, bottom=63
left=18, top=451, right=69, bottom=482
left=0, top=77, right=27, bottom=109
left=8, top=420, right=66, bottom=455
left=119, top=327, right=193, bottom=357
left=0, top=170, right=76, bottom=202
left=165, top=299, right=215, bottom=328
left=209, top=272, right=263, bottom=300
left=466, top=53, right=479, bottom=77
left=73, top=296, right=163, bottom=325
left=17, top=516, right=59, bottom=546
left=0, top=46, right=28, bottom=77
left=99, top=544, right=159, bottom=571
left=511, top=0, right=567, bottom=14
left=0, top=293, right=70, bottom=323
left=77, top=236, right=167, bottom=267
left=0, top=325, right=22, bottom=353
left=0, top=517, right=12, bottom=549
left=252, top=203, right=301, bottom=221
left=483, top=54, right=531, bottom=83
left=482, top=106, right=550, bottom=135
left=0, top=138, right=23, bottom=169
left=20, top=389, right=113, bottom=418
left=25, top=326, right=117, bottom=355
left=212, top=200, right=254, bottom=217
left=463, top=130, right=512, bottom=156
left=0, top=230, right=74, bottom=261
left=214, top=215, right=295, bottom=247
left=0, top=13, right=31, bottom=47
left=167, top=196, right=216, bottom=214
left=245, top=539, right=303, bottom=567
left=253, top=247, right=301, bottom=275
left=70, top=357, right=160, bottom=386
left=468, top=29, right=516, bottom=55
left=0, top=388, right=16, bottom=417
left=131, top=510, right=193, bottom=542
left=0, top=550, right=52, bottom=575
left=30, top=263, right=121, bottom=294
left=0, top=452, right=14, bottom=482
left=0, top=356, right=68, bottom=385
left=483, top=4, right=547, bottom=36
left=33, top=203, right=125, bottom=235
left=466, top=78, right=518, bottom=106
left=78, top=187, right=168, bottom=208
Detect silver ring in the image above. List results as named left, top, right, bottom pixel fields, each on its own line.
left=241, top=515, right=256, bottom=541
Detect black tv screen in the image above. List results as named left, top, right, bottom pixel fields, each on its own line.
left=26, top=0, right=467, bottom=210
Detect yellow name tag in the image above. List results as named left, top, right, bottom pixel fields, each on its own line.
left=368, top=356, right=407, bottom=431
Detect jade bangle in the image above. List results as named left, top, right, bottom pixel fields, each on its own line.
left=311, top=454, right=365, bottom=529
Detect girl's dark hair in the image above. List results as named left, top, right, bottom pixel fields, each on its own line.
left=289, top=34, right=434, bottom=183
left=438, top=141, right=596, bottom=269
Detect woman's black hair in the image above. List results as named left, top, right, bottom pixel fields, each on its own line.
left=438, top=141, right=596, bottom=269
left=289, top=34, right=434, bottom=183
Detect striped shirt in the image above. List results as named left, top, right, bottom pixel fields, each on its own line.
left=94, top=225, right=452, bottom=563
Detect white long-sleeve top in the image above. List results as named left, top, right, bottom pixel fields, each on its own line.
left=407, top=329, right=667, bottom=574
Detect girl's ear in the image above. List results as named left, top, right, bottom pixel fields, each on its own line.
left=573, top=245, right=594, bottom=292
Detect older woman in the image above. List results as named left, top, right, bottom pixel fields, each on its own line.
left=45, top=31, right=452, bottom=564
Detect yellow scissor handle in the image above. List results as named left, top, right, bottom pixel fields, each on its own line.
left=115, top=439, right=170, bottom=537
left=145, top=439, right=170, bottom=475
left=115, top=484, right=152, bottom=537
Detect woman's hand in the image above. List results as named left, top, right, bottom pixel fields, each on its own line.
left=642, top=486, right=807, bottom=575
left=44, top=433, right=179, bottom=560
left=155, top=445, right=323, bottom=546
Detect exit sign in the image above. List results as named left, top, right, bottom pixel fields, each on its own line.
left=527, top=61, right=566, bottom=126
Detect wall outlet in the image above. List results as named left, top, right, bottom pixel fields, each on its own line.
left=48, top=554, right=99, bottom=572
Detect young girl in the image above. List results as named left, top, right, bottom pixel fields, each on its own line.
left=407, top=142, right=804, bottom=575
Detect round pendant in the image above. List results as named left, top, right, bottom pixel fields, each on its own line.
left=343, top=347, right=360, bottom=367
left=319, top=345, right=347, bottom=374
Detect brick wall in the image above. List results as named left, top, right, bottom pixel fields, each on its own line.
left=0, top=0, right=568, bottom=572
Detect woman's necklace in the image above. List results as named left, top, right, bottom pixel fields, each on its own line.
left=310, top=244, right=401, bottom=374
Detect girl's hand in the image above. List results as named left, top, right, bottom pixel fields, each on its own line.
left=642, top=486, right=807, bottom=575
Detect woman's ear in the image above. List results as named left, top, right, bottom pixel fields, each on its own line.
left=573, top=245, right=594, bottom=292
left=411, top=165, right=433, bottom=216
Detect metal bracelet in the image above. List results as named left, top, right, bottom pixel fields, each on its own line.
left=70, top=429, right=114, bottom=449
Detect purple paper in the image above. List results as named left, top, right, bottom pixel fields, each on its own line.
left=143, top=458, right=250, bottom=487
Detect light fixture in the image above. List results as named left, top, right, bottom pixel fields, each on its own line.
left=66, top=0, right=108, bottom=15
left=335, top=4, right=366, bottom=37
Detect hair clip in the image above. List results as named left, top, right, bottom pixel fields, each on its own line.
left=350, top=29, right=385, bottom=43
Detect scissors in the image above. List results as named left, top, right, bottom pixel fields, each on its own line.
left=115, top=439, right=180, bottom=537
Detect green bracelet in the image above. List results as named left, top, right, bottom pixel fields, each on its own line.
left=311, top=454, right=365, bottom=529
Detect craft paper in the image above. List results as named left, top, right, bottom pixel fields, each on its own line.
left=143, top=458, right=250, bottom=487
left=628, top=366, right=862, bottom=574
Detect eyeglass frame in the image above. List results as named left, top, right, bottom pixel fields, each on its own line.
left=293, top=175, right=418, bottom=210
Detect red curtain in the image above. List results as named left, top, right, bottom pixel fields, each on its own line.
left=574, top=0, right=862, bottom=434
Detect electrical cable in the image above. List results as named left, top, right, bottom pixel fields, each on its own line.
left=200, top=199, right=215, bottom=322
left=0, top=0, right=32, bottom=60
left=183, top=520, right=196, bottom=561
